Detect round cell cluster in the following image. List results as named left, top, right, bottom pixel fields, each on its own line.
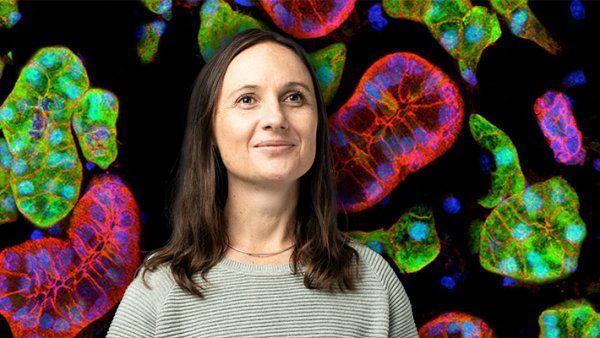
left=329, top=52, right=463, bottom=213
left=0, top=47, right=119, bottom=228
left=258, top=0, right=356, bottom=39
left=534, top=91, right=586, bottom=166
left=346, top=204, right=440, bottom=273
left=480, top=177, right=586, bottom=283
left=0, top=173, right=141, bottom=338
left=418, top=311, right=496, bottom=337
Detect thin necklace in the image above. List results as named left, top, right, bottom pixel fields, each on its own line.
left=226, top=242, right=295, bottom=257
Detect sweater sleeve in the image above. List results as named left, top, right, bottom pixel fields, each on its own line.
left=354, top=242, right=419, bottom=337
left=106, top=263, right=175, bottom=337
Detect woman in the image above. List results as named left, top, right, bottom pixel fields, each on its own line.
left=107, top=28, right=418, bottom=337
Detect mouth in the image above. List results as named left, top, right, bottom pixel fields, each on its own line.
left=255, top=144, right=295, bottom=154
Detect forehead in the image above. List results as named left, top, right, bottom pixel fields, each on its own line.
left=221, top=42, right=314, bottom=93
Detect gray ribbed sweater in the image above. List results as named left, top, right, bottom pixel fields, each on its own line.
left=106, top=241, right=418, bottom=337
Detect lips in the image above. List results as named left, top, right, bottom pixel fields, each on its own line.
left=255, top=140, right=294, bottom=147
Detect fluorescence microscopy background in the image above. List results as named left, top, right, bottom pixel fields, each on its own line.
left=0, top=0, right=598, bottom=337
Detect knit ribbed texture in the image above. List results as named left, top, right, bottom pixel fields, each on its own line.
left=106, top=241, right=418, bottom=337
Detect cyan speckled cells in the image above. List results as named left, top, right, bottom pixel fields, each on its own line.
left=0, top=47, right=87, bottom=228
left=470, top=114, right=587, bottom=284
left=346, top=204, right=440, bottom=273
left=0, top=138, right=18, bottom=224
left=198, top=0, right=270, bottom=61
left=72, top=89, right=119, bottom=170
left=0, top=47, right=119, bottom=228
left=538, top=299, right=599, bottom=338
left=480, top=177, right=586, bottom=283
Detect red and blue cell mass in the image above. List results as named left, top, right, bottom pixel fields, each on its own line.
left=328, top=53, right=464, bottom=213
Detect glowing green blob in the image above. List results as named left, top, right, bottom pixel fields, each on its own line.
left=480, top=176, right=586, bottom=283
left=198, top=0, right=270, bottom=62
left=136, top=19, right=167, bottom=64
left=469, top=113, right=526, bottom=208
left=0, top=47, right=119, bottom=228
left=538, top=299, right=600, bottom=338
left=489, top=0, right=560, bottom=54
left=72, top=89, right=119, bottom=169
left=305, top=42, right=346, bottom=106
left=345, top=204, right=440, bottom=273
left=0, top=138, right=18, bottom=223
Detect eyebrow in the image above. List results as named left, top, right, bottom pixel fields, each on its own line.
left=228, top=81, right=312, bottom=99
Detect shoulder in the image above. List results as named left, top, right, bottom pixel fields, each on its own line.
left=346, top=239, right=401, bottom=289
left=127, top=255, right=177, bottom=305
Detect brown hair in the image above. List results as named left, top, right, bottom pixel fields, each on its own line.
left=140, top=28, right=359, bottom=298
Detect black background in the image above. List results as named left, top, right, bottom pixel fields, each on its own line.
left=0, top=0, right=598, bottom=337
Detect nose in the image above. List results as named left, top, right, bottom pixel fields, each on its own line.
left=261, top=98, right=289, bottom=131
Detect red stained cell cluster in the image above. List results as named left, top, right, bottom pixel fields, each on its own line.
left=258, top=0, right=356, bottom=38
left=419, top=311, right=495, bottom=337
left=534, top=90, right=586, bottom=165
left=328, top=52, right=464, bottom=213
left=0, top=173, right=140, bottom=338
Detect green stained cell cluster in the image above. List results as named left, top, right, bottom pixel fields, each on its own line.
left=0, top=0, right=20, bottom=29
left=489, top=0, right=559, bottom=54
left=136, top=19, right=167, bottom=64
left=142, top=0, right=172, bottom=20
left=198, top=0, right=346, bottom=107
left=469, top=113, right=525, bottom=208
left=0, top=47, right=119, bottom=228
left=305, top=43, right=346, bottom=106
left=480, top=176, right=586, bottom=283
left=470, top=113, right=587, bottom=284
left=346, top=204, right=440, bottom=273
left=72, top=89, right=119, bottom=169
left=538, top=299, right=600, bottom=338
left=382, top=0, right=501, bottom=86
left=198, top=0, right=270, bottom=61
left=0, top=138, right=18, bottom=223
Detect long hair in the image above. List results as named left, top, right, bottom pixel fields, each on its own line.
left=140, top=28, right=359, bottom=298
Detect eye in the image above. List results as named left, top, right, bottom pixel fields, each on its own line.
left=236, top=94, right=256, bottom=106
left=286, top=91, right=305, bottom=104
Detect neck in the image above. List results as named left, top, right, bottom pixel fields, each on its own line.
left=224, top=176, right=298, bottom=253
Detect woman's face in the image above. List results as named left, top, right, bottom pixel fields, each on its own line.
left=212, top=41, right=318, bottom=186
